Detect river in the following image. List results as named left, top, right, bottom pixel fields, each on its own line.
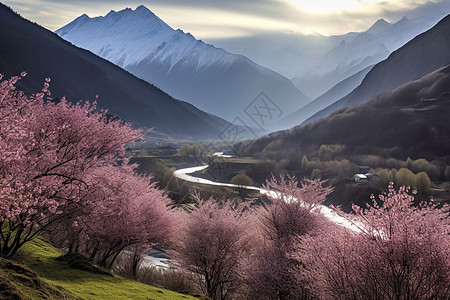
left=173, top=163, right=361, bottom=232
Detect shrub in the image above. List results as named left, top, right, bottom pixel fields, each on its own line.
left=396, top=167, right=415, bottom=187
left=415, top=171, right=431, bottom=194
left=231, top=174, right=253, bottom=187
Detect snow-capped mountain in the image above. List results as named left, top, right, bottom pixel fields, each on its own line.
left=211, top=9, right=446, bottom=100
left=292, top=29, right=390, bottom=99
left=0, top=3, right=239, bottom=141
left=292, top=16, right=442, bottom=98
left=305, top=14, right=450, bottom=124
left=56, top=5, right=309, bottom=129
left=57, top=6, right=233, bottom=73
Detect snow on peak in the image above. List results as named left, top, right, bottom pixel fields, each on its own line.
left=55, top=5, right=234, bottom=69
left=397, top=16, right=410, bottom=24
left=136, top=5, right=149, bottom=12
left=373, top=18, right=389, bottom=25
left=392, top=16, right=411, bottom=30
left=367, top=18, right=391, bottom=35
left=105, top=9, right=116, bottom=16
left=69, top=13, right=89, bottom=25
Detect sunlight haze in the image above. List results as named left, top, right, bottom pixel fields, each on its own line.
left=4, top=0, right=448, bottom=38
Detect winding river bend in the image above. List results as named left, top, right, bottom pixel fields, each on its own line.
left=146, top=161, right=362, bottom=269
left=173, top=164, right=361, bottom=232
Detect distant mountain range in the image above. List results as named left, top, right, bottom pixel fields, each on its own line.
left=211, top=13, right=446, bottom=129
left=305, top=14, right=450, bottom=124
left=211, top=9, right=447, bottom=100
left=240, top=14, right=450, bottom=160
left=241, top=64, right=450, bottom=161
left=280, top=65, right=373, bottom=129
left=3, top=1, right=448, bottom=146
left=291, top=15, right=446, bottom=99
left=0, top=3, right=235, bottom=141
left=56, top=5, right=310, bottom=128
left=278, top=15, right=449, bottom=128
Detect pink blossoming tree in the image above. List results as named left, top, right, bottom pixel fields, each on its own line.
left=244, top=175, right=332, bottom=300
left=62, top=164, right=175, bottom=268
left=172, top=197, right=253, bottom=300
left=0, top=73, right=174, bottom=261
left=297, top=184, right=450, bottom=300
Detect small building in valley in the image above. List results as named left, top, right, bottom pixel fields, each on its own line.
left=354, top=173, right=368, bottom=182
left=354, top=166, right=376, bottom=182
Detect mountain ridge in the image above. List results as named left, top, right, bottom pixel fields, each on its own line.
left=0, top=3, right=233, bottom=141
left=241, top=64, right=450, bottom=161
left=56, top=5, right=310, bottom=127
left=280, top=65, right=373, bottom=128
left=292, top=15, right=430, bottom=98
left=304, top=13, right=450, bottom=124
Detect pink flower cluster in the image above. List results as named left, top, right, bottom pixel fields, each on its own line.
left=0, top=74, right=173, bottom=261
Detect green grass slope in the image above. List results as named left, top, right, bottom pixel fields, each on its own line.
left=0, top=256, right=78, bottom=300
left=0, top=238, right=204, bottom=300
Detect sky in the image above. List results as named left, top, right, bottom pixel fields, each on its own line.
left=3, top=0, right=450, bottom=39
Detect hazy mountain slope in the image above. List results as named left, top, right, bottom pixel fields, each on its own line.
left=0, top=4, right=231, bottom=140
left=209, top=4, right=447, bottom=99
left=210, top=5, right=446, bottom=91
left=242, top=65, right=450, bottom=160
left=305, top=14, right=450, bottom=124
left=291, top=15, right=443, bottom=98
left=209, top=32, right=351, bottom=80
left=56, top=6, right=310, bottom=126
left=293, top=29, right=390, bottom=98
left=279, top=65, right=373, bottom=128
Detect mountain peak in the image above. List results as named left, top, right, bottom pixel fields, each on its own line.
left=377, top=18, right=388, bottom=23
left=136, top=5, right=149, bottom=12
left=106, top=9, right=116, bottom=16
left=396, top=16, right=410, bottom=25
left=72, top=5, right=173, bottom=34
left=400, top=16, right=409, bottom=21
left=56, top=13, right=90, bottom=36
left=373, top=18, right=389, bottom=26
left=367, top=18, right=391, bottom=35
left=73, top=13, right=89, bottom=23
left=70, top=13, right=89, bottom=22
left=133, top=5, right=159, bottom=19
left=105, top=6, right=153, bottom=18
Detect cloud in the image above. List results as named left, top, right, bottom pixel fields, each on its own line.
left=3, top=0, right=449, bottom=38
